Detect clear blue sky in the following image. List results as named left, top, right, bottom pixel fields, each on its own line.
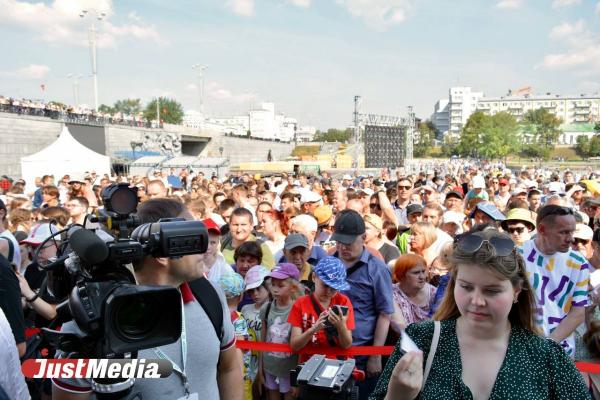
left=1, top=0, right=599, bottom=128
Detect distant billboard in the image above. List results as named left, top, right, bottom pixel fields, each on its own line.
left=364, top=125, right=405, bottom=168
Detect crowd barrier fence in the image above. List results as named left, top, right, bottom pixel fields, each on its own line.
left=236, top=340, right=600, bottom=374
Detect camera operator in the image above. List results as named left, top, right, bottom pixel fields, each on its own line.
left=52, top=198, right=243, bottom=400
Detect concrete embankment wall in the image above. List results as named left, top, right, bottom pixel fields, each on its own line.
left=0, top=113, right=294, bottom=179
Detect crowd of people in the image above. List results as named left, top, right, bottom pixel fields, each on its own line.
left=0, top=95, right=161, bottom=128
left=0, top=160, right=600, bottom=399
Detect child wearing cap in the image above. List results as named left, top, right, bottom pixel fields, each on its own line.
left=217, top=271, right=249, bottom=342
left=218, top=271, right=252, bottom=399
left=241, top=265, right=271, bottom=399
left=258, top=263, right=301, bottom=399
left=288, top=256, right=355, bottom=363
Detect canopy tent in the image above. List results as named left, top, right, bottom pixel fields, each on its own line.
left=21, top=126, right=111, bottom=190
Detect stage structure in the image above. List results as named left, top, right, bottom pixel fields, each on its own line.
left=351, top=96, right=416, bottom=168
left=364, top=125, right=406, bottom=168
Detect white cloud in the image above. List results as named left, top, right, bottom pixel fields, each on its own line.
left=0, top=0, right=165, bottom=48
left=227, top=0, right=255, bottom=17
left=596, top=1, right=600, bottom=13
left=336, top=0, right=412, bottom=30
left=540, top=21, right=600, bottom=71
left=288, top=0, right=311, bottom=7
left=549, top=20, right=585, bottom=40
left=552, top=0, right=580, bottom=8
left=205, top=82, right=256, bottom=103
left=0, top=64, right=51, bottom=80
left=495, top=0, right=522, bottom=9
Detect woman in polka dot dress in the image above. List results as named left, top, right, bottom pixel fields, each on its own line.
left=370, top=229, right=591, bottom=400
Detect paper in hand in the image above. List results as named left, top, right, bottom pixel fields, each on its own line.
left=400, top=329, right=421, bottom=354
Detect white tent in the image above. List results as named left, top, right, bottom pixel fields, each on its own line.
left=21, top=126, right=111, bottom=190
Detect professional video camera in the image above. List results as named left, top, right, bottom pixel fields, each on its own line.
left=39, top=183, right=209, bottom=360
left=291, top=355, right=361, bottom=400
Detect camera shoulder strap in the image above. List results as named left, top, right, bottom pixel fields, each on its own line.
left=188, top=277, right=224, bottom=343
left=0, top=237, right=14, bottom=266
left=309, top=294, right=338, bottom=347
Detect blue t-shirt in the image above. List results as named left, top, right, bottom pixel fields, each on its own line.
left=337, top=249, right=394, bottom=348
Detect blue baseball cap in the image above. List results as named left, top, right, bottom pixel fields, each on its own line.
left=218, top=271, right=246, bottom=298
left=469, top=202, right=506, bottom=221
left=314, top=257, right=351, bottom=291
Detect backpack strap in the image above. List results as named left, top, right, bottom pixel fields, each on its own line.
left=0, top=237, right=15, bottom=267
left=346, top=252, right=375, bottom=277
left=188, top=277, right=224, bottom=343
left=264, top=300, right=272, bottom=322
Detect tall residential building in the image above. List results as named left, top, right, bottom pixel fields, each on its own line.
left=431, top=99, right=449, bottom=138
left=448, top=87, right=483, bottom=137
left=432, top=87, right=600, bottom=143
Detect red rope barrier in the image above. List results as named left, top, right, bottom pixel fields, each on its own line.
left=236, top=341, right=600, bottom=373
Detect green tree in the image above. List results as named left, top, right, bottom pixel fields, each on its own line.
left=113, top=98, right=142, bottom=115
left=590, top=135, right=600, bottom=157
left=414, top=120, right=435, bottom=157
left=457, top=112, right=520, bottom=160
left=457, top=111, right=488, bottom=157
left=594, top=122, right=600, bottom=134
left=98, top=104, right=115, bottom=114
left=576, top=135, right=591, bottom=158
left=440, top=135, right=459, bottom=157
left=312, top=128, right=353, bottom=142
left=521, top=109, right=562, bottom=156
left=143, top=97, right=184, bottom=124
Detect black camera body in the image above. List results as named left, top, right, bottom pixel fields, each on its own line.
left=291, top=355, right=359, bottom=400
left=41, top=183, right=208, bottom=360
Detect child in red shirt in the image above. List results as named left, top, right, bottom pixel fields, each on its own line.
left=288, top=256, right=355, bottom=362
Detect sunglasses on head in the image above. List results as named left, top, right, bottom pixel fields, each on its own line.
left=538, top=206, right=574, bottom=223
left=456, top=233, right=515, bottom=257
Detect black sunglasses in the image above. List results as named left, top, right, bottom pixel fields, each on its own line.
left=398, top=185, right=412, bottom=190
left=507, top=227, right=526, bottom=234
left=369, top=203, right=381, bottom=210
left=456, top=233, right=515, bottom=257
left=538, top=205, right=574, bottom=223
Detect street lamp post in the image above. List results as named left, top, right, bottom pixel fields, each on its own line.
left=192, top=64, right=207, bottom=116
left=80, top=9, right=106, bottom=112
left=66, top=73, right=83, bottom=106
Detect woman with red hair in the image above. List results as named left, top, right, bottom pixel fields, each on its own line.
left=390, top=254, right=437, bottom=334
left=259, top=209, right=286, bottom=255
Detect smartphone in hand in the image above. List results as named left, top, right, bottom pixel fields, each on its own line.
left=332, top=305, right=349, bottom=317
left=400, top=329, right=421, bottom=355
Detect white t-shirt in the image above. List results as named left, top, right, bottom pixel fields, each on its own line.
left=206, top=253, right=234, bottom=283
left=0, top=307, right=29, bottom=400
left=520, top=240, right=590, bottom=356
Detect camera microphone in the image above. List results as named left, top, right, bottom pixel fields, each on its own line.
left=70, top=228, right=110, bottom=265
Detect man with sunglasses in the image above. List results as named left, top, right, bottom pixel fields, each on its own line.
left=520, top=204, right=589, bottom=357
left=392, top=177, right=413, bottom=227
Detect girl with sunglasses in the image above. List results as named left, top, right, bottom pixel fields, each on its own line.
left=370, top=228, right=589, bottom=400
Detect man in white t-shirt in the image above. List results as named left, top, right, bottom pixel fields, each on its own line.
left=0, top=307, right=29, bottom=400
left=520, top=204, right=589, bottom=357
left=422, top=202, right=453, bottom=255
